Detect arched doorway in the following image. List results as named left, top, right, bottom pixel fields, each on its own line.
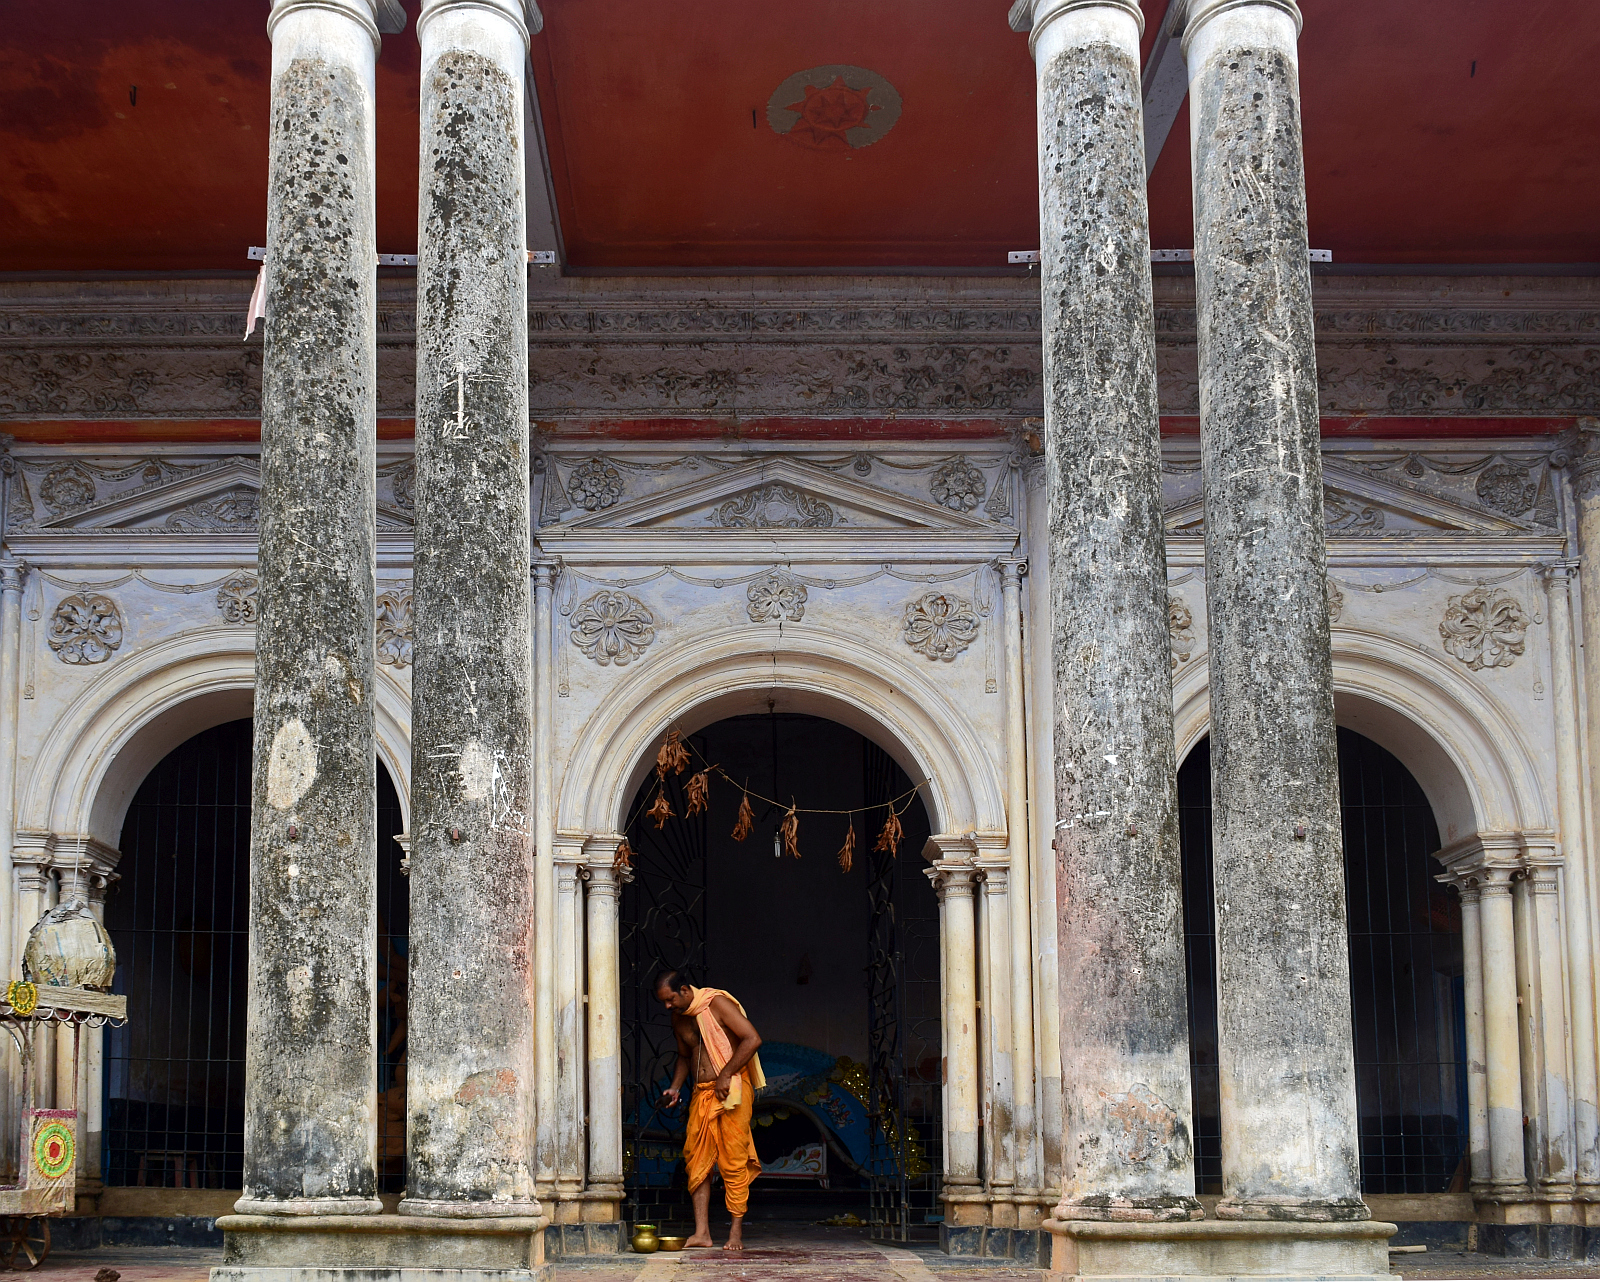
left=1179, top=727, right=1468, bottom=1195
left=618, top=713, right=941, bottom=1237
left=101, top=718, right=409, bottom=1190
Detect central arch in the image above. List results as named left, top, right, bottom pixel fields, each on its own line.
left=557, top=624, right=1008, bottom=841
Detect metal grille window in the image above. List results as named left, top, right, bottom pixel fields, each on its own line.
left=1178, top=729, right=1467, bottom=1196
left=105, top=719, right=409, bottom=1189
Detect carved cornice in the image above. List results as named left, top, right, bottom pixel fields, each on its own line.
left=1, top=275, right=1596, bottom=421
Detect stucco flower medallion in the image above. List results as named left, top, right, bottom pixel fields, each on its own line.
left=929, top=458, right=986, bottom=512
left=215, top=572, right=259, bottom=625
left=1440, top=586, right=1529, bottom=671
left=1474, top=463, right=1537, bottom=516
left=902, top=591, right=980, bottom=661
left=376, top=590, right=414, bottom=670
left=1168, top=595, right=1194, bottom=669
left=747, top=570, right=807, bottom=624
left=48, top=593, right=124, bottom=665
left=39, top=465, right=96, bottom=515
left=571, top=590, right=656, bottom=667
left=389, top=461, right=416, bottom=511
left=567, top=458, right=624, bottom=512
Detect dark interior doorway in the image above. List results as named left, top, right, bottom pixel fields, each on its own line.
left=102, top=717, right=409, bottom=1189
left=619, top=713, right=942, bottom=1238
left=1179, top=726, right=1468, bottom=1195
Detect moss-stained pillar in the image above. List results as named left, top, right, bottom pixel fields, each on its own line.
left=237, top=0, right=384, bottom=1217
left=1014, top=0, right=1201, bottom=1222
left=402, top=0, right=543, bottom=1219
left=1185, top=0, right=1365, bottom=1221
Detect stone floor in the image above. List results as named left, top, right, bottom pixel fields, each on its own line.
left=26, top=1225, right=1600, bottom=1281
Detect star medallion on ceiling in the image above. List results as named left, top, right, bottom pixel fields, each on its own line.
left=766, top=65, right=902, bottom=152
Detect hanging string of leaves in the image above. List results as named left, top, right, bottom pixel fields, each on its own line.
left=623, top=728, right=924, bottom=872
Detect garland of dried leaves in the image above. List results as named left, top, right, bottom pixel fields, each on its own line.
left=613, top=727, right=923, bottom=874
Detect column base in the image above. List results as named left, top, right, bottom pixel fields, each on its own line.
left=1212, top=1197, right=1372, bottom=1223
left=1042, top=1217, right=1397, bottom=1279
left=214, top=1213, right=549, bottom=1282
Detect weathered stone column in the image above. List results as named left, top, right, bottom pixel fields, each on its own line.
left=1546, top=559, right=1600, bottom=1190
left=1453, top=881, right=1492, bottom=1187
left=1525, top=848, right=1574, bottom=1192
left=1015, top=0, right=1200, bottom=1222
left=403, top=0, right=541, bottom=1218
left=582, top=849, right=625, bottom=1205
left=930, top=861, right=981, bottom=1197
left=975, top=857, right=1017, bottom=1203
left=996, top=557, right=1039, bottom=1203
left=238, top=0, right=382, bottom=1216
left=554, top=852, right=584, bottom=1200
left=1185, top=0, right=1363, bottom=1221
left=1479, top=866, right=1529, bottom=1189
left=533, top=559, right=559, bottom=1196
left=0, top=557, right=24, bottom=1176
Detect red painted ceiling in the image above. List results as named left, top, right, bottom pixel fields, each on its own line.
left=1, top=0, right=1596, bottom=272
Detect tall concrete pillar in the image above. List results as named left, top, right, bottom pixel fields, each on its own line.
left=1525, top=851, right=1574, bottom=1192
left=533, top=560, right=559, bottom=1196
left=402, top=0, right=542, bottom=1218
left=1015, top=0, right=1200, bottom=1222
left=976, top=858, right=1017, bottom=1202
left=237, top=0, right=382, bottom=1216
left=0, top=557, right=24, bottom=1177
left=554, top=853, right=584, bottom=1200
left=1186, top=0, right=1364, bottom=1221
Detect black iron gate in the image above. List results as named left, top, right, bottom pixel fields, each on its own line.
left=864, top=742, right=942, bottom=1241
left=619, top=752, right=709, bottom=1225
left=1179, top=728, right=1468, bottom=1195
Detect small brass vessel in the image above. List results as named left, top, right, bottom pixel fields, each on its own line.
left=631, top=1224, right=659, bottom=1254
left=657, top=1236, right=686, bottom=1251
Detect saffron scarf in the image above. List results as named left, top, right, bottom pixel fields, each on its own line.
left=685, top=986, right=766, bottom=1110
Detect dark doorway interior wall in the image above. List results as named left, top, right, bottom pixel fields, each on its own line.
left=103, top=717, right=409, bottom=1189
left=1179, top=728, right=1468, bottom=1196
left=619, top=713, right=940, bottom=1234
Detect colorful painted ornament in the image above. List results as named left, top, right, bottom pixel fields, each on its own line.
left=33, top=1120, right=74, bottom=1180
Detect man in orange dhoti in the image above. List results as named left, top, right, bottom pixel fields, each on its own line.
left=657, top=968, right=765, bottom=1250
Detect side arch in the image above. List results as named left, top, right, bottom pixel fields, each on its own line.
left=22, top=628, right=413, bottom=850
left=557, top=623, right=1008, bottom=838
left=1171, top=630, right=1547, bottom=846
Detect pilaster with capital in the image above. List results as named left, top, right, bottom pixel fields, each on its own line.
left=581, top=836, right=628, bottom=1209
left=926, top=850, right=981, bottom=1202
left=975, top=854, right=1016, bottom=1203
left=533, top=557, right=561, bottom=1195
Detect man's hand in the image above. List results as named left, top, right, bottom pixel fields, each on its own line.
left=661, top=1085, right=682, bottom=1108
left=713, top=1072, right=732, bottom=1102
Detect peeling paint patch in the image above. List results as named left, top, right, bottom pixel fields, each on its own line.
left=265, top=717, right=316, bottom=809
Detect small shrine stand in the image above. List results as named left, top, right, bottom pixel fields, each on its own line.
left=0, top=981, right=127, bottom=1269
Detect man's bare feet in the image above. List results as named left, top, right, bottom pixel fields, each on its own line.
left=723, top=1222, right=745, bottom=1251
left=683, top=1232, right=713, bottom=1249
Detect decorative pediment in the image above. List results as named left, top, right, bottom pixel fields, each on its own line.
left=538, top=456, right=1016, bottom=562
left=1164, top=457, right=1552, bottom=539
left=17, top=457, right=412, bottom=535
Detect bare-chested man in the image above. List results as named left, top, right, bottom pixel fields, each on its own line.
left=656, top=969, right=764, bottom=1251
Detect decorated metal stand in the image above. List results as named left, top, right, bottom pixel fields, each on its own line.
left=0, top=900, right=126, bottom=1269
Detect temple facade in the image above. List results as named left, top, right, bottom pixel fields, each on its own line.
left=1, top=0, right=1597, bottom=1277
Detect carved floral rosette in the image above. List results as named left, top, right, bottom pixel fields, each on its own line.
left=902, top=591, right=979, bottom=661
left=929, top=458, right=985, bottom=513
left=571, top=590, right=656, bottom=667
left=215, top=572, right=259, bottom=625
left=1440, top=586, right=1529, bottom=671
left=48, top=592, right=124, bottom=665
left=376, top=590, right=414, bottom=670
left=746, top=570, right=807, bottom=624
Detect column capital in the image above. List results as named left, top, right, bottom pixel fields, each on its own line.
left=928, top=860, right=979, bottom=900
left=974, top=855, right=1010, bottom=896
left=267, top=0, right=399, bottom=50
left=1010, top=0, right=1145, bottom=42
left=995, top=555, right=1028, bottom=587
left=417, top=0, right=543, bottom=47
left=1540, top=560, right=1578, bottom=588
left=532, top=557, right=562, bottom=590
left=1183, top=0, right=1303, bottom=49
left=0, top=555, right=26, bottom=596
